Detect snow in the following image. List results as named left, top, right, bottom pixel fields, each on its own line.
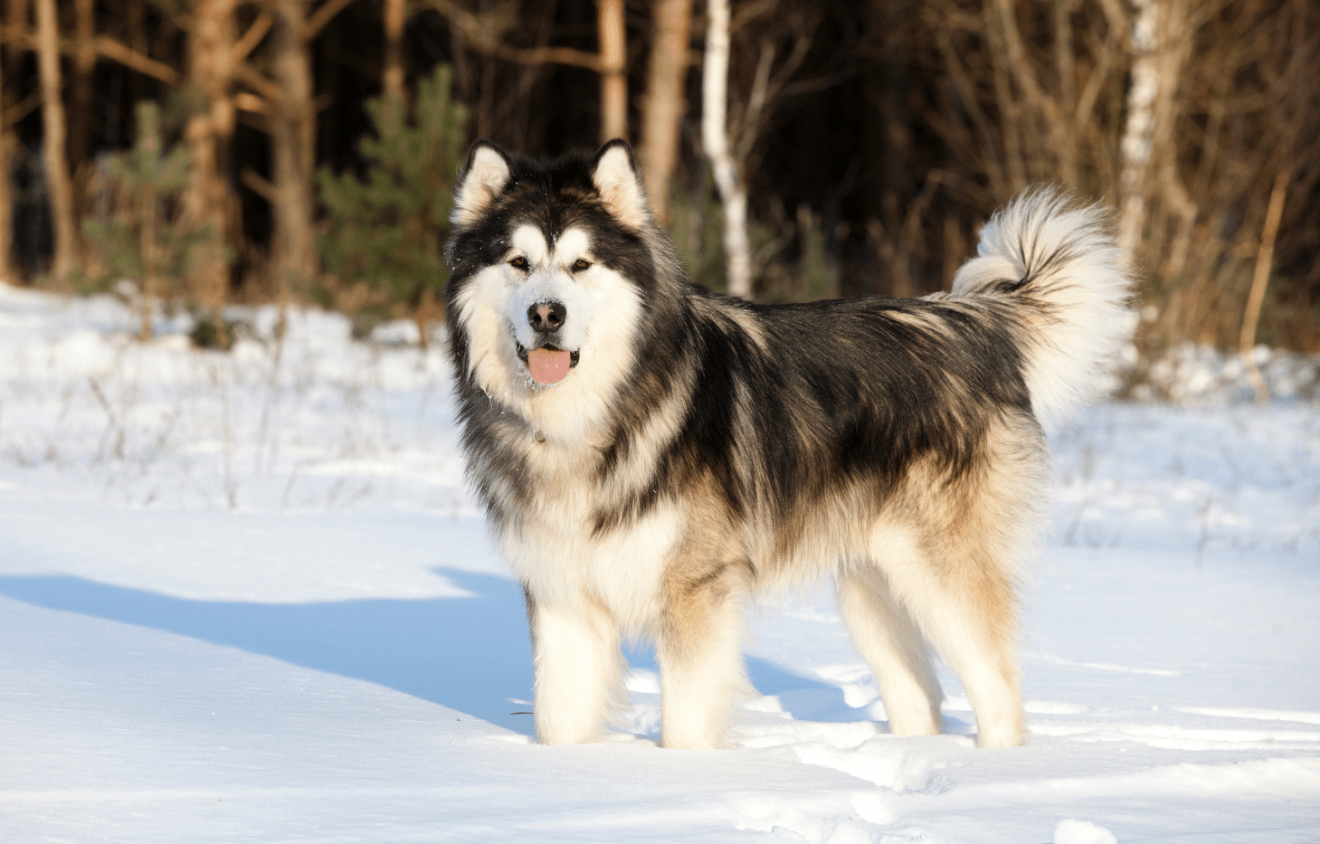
left=2, top=281, right=1318, bottom=843
left=1055, top=820, right=1117, bottom=844
left=1133, top=340, right=1320, bottom=405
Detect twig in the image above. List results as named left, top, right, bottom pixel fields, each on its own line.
left=302, top=0, right=356, bottom=40
left=138, top=408, right=181, bottom=476
left=87, top=378, right=123, bottom=463
left=219, top=379, right=237, bottom=510
left=232, top=12, right=272, bottom=62
left=280, top=462, right=302, bottom=511
left=421, top=0, right=603, bottom=71
left=1239, top=170, right=1289, bottom=405
left=1195, top=493, right=1214, bottom=570
left=1062, top=445, right=1096, bottom=547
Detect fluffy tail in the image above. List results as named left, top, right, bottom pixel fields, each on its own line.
left=950, top=188, right=1136, bottom=428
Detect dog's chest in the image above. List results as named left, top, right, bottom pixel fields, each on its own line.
left=497, top=438, right=683, bottom=624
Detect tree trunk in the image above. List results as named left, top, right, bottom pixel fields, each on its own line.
left=597, top=0, right=627, bottom=143
left=638, top=0, right=691, bottom=227
left=4, top=0, right=28, bottom=87
left=139, top=181, right=157, bottom=340
left=70, top=0, right=96, bottom=225
left=869, top=0, right=913, bottom=297
left=183, top=0, right=238, bottom=341
left=0, top=24, right=14, bottom=283
left=0, top=126, right=10, bottom=284
left=1117, top=0, right=1190, bottom=255
left=2, top=0, right=29, bottom=283
left=35, top=0, right=77, bottom=282
left=382, top=0, right=406, bottom=125
left=269, top=0, right=318, bottom=297
left=701, top=0, right=751, bottom=299
left=124, top=0, right=148, bottom=107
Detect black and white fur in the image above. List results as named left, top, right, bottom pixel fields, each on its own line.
left=444, top=140, right=1133, bottom=749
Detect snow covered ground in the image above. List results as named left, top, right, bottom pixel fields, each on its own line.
left=1, top=282, right=1318, bottom=843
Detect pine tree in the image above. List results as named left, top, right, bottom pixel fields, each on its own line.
left=317, top=64, right=468, bottom=346
left=81, top=101, right=210, bottom=342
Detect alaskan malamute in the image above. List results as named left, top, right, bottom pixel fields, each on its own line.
left=444, top=140, right=1132, bottom=749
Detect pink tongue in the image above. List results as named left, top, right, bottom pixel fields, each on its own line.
left=528, top=348, right=572, bottom=385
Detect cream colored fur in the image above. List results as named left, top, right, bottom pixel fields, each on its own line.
left=450, top=154, right=1131, bottom=751
left=949, top=188, right=1136, bottom=429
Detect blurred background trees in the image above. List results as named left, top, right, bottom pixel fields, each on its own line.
left=0, top=0, right=1316, bottom=351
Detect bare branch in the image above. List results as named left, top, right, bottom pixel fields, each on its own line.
left=1240, top=170, right=1290, bottom=403
left=303, top=0, right=357, bottom=41
left=734, top=42, right=774, bottom=162
left=96, top=35, right=180, bottom=85
left=3, top=89, right=43, bottom=128
left=1074, top=19, right=1122, bottom=127
left=234, top=91, right=266, bottom=114
left=422, top=0, right=602, bottom=71
left=233, top=12, right=272, bottom=61
left=8, top=28, right=182, bottom=86
left=235, top=62, right=283, bottom=104
left=240, top=167, right=278, bottom=205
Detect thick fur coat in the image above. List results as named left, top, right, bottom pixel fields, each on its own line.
left=444, top=140, right=1133, bottom=749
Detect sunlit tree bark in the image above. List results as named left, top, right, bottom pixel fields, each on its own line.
left=639, top=0, right=691, bottom=226
left=35, top=0, right=77, bottom=282
left=0, top=1, right=18, bottom=284
left=269, top=0, right=318, bottom=295
left=183, top=0, right=239, bottom=336
left=597, top=0, right=627, bottom=142
left=382, top=0, right=406, bottom=124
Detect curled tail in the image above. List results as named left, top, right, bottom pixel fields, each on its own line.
left=950, top=188, right=1136, bottom=428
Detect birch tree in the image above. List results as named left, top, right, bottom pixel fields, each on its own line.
left=1117, top=0, right=1191, bottom=256
left=701, top=0, right=751, bottom=299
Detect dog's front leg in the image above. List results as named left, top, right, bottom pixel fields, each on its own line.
left=525, top=589, right=626, bottom=744
left=656, top=563, right=752, bottom=749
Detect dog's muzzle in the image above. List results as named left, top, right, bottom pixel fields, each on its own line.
left=518, top=300, right=580, bottom=385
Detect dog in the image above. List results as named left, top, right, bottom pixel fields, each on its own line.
left=443, top=139, right=1133, bottom=749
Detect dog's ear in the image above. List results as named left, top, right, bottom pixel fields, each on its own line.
left=452, top=141, right=512, bottom=228
left=591, top=139, right=649, bottom=229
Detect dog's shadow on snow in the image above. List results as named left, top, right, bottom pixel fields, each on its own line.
left=0, top=570, right=849, bottom=737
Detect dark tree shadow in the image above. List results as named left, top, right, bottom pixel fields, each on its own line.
left=0, top=570, right=537, bottom=733
left=1, top=570, right=854, bottom=735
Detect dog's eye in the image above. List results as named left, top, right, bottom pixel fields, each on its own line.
left=571, top=259, right=592, bottom=272
left=509, top=256, right=529, bottom=271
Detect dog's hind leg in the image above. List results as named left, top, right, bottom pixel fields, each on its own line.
left=909, top=571, right=1023, bottom=749
left=656, top=560, right=753, bottom=749
left=836, top=565, right=943, bottom=737
left=526, top=589, right=628, bottom=744
left=870, top=525, right=1025, bottom=749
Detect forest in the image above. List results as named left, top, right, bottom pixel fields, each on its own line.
left=3, top=0, right=1317, bottom=356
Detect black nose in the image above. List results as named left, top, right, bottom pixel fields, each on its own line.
left=527, top=301, right=566, bottom=333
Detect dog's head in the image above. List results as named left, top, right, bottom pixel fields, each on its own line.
left=444, top=140, right=674, bottom=435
